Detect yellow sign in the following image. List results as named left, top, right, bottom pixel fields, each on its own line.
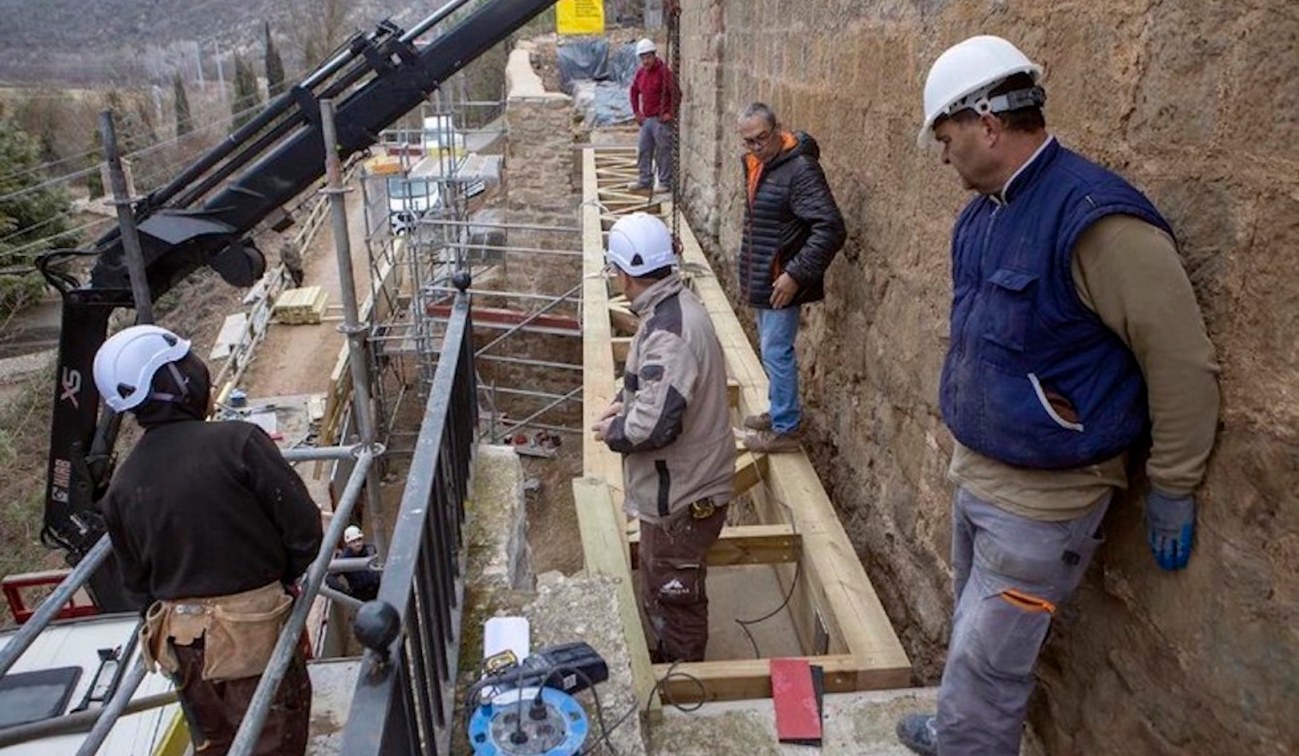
left=556, top=0, right=605, bottom=35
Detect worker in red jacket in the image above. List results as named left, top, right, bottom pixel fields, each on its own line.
left=629, top=37, right=679, bottom=194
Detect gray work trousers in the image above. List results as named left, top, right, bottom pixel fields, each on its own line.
left=636, top=116, right=673, bottom=188
left=937, top=487, right=1111, bottom=755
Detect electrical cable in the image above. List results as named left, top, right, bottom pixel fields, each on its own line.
left=732, top=451, right=805, bottom=659
left=0, top=58, right=321, bottom=204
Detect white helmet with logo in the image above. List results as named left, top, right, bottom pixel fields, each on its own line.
left=344, top=525, right=364, bottom=543
left=606, top=212, right=675, bottom=277
left=635, top=38, right=657, bottom=56
left=92, top=325, right=192, bottom=412
left=917, top=35, right=1044, bottom=148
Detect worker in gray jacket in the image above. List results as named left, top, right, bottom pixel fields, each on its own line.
left=592, top=212, right=735, bottom=662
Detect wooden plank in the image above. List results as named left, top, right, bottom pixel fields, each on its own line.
left=673, top=201, right=911, bottom=679
left=727, top=378, right=740, bottom=409
left=611, top=336, right=631, bottom=363
left=581, top=148, right=624, bottom=490
left=628, top=524, right=800, bottom=569
left=651, top=655, right=911, bottom=704
left=733, top=451, right=767, bottom=496
left=573, top=477, right=658, bottom=712
left=607, top=299, right=638, bottom=336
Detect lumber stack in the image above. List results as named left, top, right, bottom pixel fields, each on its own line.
left=273, top=285, right=329, bottom=324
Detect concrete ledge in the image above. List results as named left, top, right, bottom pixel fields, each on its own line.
left=465, top=444, right=533, bottom=594
left=507, top=40, right=571, bottom=102
left=648, top=686, right=938, bottom=755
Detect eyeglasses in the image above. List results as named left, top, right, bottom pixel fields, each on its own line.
left=742, top=128, right=775, bottom=149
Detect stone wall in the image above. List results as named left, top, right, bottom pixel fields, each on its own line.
left=675, top=1, right=1299, bottom=754
left=478, top=41, right=584, bottom=428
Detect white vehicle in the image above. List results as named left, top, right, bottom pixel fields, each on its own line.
left=0, top=614, right=184, bottom=755
left=421, top=115, right=466, bottom=155
left=387, top=173, right=443, bottom=235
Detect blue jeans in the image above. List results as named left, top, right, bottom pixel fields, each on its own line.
left=937, top=488, right=1110, bottom=755
left=756, top=306, right=801, bottom=434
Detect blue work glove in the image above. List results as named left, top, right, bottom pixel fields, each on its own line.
left=1145, top=489, right=1196, bottom=571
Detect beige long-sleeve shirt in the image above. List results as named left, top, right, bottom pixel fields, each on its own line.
left=949, top=213, right=1221, bottom=521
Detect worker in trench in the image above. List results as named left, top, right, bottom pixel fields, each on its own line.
left=325, top=525, right=381, bottom=602
left=94, top=325, right=322, bottom=756
left=897, top=36, right=1221, bottom=756
left=592, top=212, right=735, bottom=662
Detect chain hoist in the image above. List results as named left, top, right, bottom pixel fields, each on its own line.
left=666, top=0, right=682, bottom=246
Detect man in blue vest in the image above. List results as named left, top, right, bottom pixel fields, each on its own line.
left=897, top=36, right=1220, bottom=756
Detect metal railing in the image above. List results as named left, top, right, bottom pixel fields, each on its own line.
left=339, top=286, right=477, bottom=755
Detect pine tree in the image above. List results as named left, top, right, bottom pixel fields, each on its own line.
left=264, top=23, right=286, bottom=98
left=173, top=73, right=192, bottom=138
left=85, top=128, right=104, bottom=200
left=231, top=54, right=263, bottom=129
left=0, top=120, right=75, bottom=314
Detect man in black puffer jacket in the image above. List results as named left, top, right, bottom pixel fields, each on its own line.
left=735, top=102, right=846, bottom=452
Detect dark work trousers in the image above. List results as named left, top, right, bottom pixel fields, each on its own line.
left=639, top=502, right=728, bottom=662
left=170, top=638, right=312, bottom=755
left=937, top=487, right=1111, bottom=755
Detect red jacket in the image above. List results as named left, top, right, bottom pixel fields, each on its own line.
left=629, top=59, right=677, bottom=119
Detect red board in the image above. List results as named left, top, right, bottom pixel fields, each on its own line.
left=771, top=658, right=822, bottom=744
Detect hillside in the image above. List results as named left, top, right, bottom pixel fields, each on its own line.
left=0, top=0, right=423, bottom=84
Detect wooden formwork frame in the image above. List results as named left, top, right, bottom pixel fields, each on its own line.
left=575, top=147, right=910, bottom=706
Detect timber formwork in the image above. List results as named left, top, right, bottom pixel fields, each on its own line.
left=576, top=147, right=911, bottom=707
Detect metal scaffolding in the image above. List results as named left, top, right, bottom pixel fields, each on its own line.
left=359, top=79, right=585, bottom=452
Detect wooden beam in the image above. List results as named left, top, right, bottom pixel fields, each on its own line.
left=727, top=378, right=740, bottom=409
left=581, top=148, right=624, bottom=490
left=574, top=478, right=658, bottom=711
left=733, top=451, right=767, bottom=497
left=674, top=202, right=911, bottom=678
left=651, top=655, right=912, bottom=704
left=607, top=298, right=638, bottom=336
left=611, top=336, right=631, bottom=363
left=628, top=524, right=800, bottom=569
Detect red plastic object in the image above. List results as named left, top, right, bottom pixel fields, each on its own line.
left=2, top=570, right=101, bottom=624
left=771, top=658, right=822, bottom=744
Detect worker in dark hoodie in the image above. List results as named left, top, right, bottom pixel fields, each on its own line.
left=95, top=324, right=321, bottom=756
left=734, top=102, right=847, bottom=453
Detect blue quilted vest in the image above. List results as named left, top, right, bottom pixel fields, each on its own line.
left=939, top=139, right=1174, bottom=469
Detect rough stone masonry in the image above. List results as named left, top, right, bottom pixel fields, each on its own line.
left=675, top=1, right=1299, bottom=754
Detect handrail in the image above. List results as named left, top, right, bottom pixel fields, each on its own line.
left=338, top=288, right=477, bottom=755
left=0, top=536, right=111, bottom=678
left=0, top=443, right=370, bottom=750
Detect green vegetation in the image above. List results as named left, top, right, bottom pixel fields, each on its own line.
left=0, top=119, right=75, bottom=316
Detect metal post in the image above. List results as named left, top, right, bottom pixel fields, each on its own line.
left=228, top=449, right=374, bottom=756
left=0, top=536, right=112, bottom=678
left=320, top=99, right=389, bottom=560
left=100, top=110, right=154, bottom=324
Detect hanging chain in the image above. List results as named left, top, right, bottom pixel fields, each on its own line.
left=666, top=0, right=682, bottom=246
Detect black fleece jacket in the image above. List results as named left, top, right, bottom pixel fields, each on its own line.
left=739, top=131, right=847, bottom=308
left=100, top=418, right=322, bottom=606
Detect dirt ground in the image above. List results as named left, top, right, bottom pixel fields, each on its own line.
left=241, top=190, right=373, bottom=398
left=518, top=441, right=584, bottom=576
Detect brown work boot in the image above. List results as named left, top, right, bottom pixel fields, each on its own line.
left=743, top=427, right=802, bottom=453
left=628, top=183, right=654, bottom=196
left=742, top=412, right=772, bottom=431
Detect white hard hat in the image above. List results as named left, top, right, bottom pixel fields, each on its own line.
left=344, top=525, right=364, bottom=543
left=93, top=325, right=192, bottom=413
left=917, top=35, right=1044, bottom=148
left=635, top=38, right=657, bottom=56
left=606, top=212, right=675, bottom=277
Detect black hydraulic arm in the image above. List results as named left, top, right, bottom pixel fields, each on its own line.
left=40, top=0, right=558, bottom=609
